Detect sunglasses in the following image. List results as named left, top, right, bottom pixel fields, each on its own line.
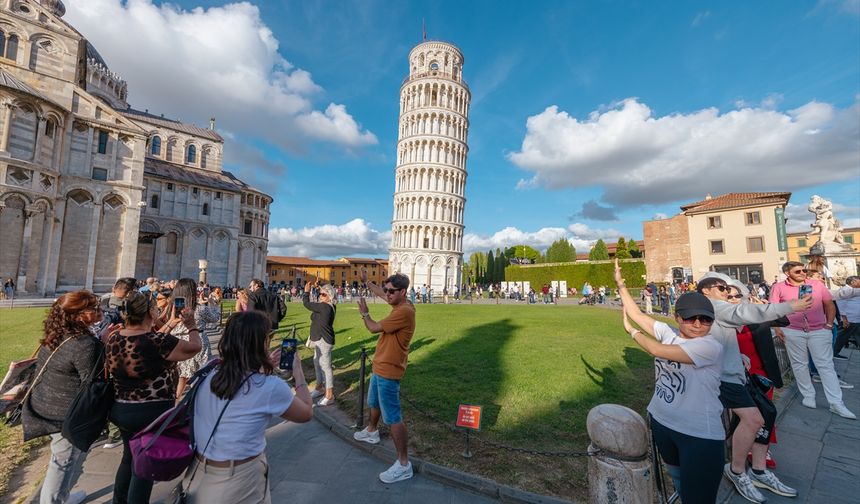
left=680, top=315, right=714, bottom=325
left=727, top=294, right=744, bottom=300
left=710, top=284, right=728, bottom=292
left=790, top=269, right=808, bottom=274
left=383, top=287, right=403, bottom=294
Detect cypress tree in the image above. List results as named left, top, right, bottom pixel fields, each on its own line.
left=487, top=249, right=495, bottom=283
left=589, top=239, right=610, bottom=260
left=615, top=236, right=631, bottom=259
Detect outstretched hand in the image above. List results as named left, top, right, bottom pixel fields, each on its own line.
left=360, top=267, right=368, bottom=284
left=357, top=297, right=368, bottom=314
left=613, top=259, right=624, bottom=288
left=789, top=295, right=813, bottom=312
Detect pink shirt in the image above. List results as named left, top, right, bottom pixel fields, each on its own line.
left=769, top=279, right=832, bottom=330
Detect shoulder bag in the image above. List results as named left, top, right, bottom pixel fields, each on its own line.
left=62, top=347, right=115, bottom=451
left=19, top=338, right=74, bottom=439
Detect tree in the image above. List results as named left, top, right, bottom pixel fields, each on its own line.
left=545, top=238, right=576, bottom=263
left=487, top=249, right=495, bottom=284
left=504, top=244, right=542, bottom=264
left=495, top=248, right=506, bottom=281
left=468, top=252, right=487, bottom=284
left=589, top=239, right=610, bottom=260
left=615, top=236, right=631, bottom=259
left=628, top=238, right=641, bottom=258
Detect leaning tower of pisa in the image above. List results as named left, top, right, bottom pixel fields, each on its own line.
left=389, top=40, right=470, bottom=295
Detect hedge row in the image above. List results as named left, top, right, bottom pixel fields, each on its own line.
left=504, top=260, right=646, bottom=288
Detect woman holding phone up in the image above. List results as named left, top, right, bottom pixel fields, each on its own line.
left=303, top=281, right=337, bottom=406
left=168, top=278, right=221, bottom=399
left=613, top=260, right=725, bottom=503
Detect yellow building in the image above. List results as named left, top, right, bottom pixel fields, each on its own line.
left=266, top=256, right=389, bottom=287
left=644, top=192, right=792, bottom=284
left=787, top=227, right=860, bottom=263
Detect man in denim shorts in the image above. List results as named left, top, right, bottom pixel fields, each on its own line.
left=354, top=270, right=416, bottom=483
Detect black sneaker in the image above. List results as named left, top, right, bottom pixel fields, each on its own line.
left=834, top=353, right=848, bottom=360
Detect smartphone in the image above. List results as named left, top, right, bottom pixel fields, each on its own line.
left=279, top=338, right=298, bottom=371
left=174, top=297, right=186, bottom=311
left=799, top=284, right=813, bottom=298
left=203, top=287, right=210, bottom=297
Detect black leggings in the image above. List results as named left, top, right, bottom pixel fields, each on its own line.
left=650, top=416, right=724, bottom=504
left=109, top=400, right=173, bottom=504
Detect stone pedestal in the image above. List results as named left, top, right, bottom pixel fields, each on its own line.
left=809, top=241, right=859, bottom=287
left=586, top=404, right=654, bottom=504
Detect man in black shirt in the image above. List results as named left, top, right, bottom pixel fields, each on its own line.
left=248, top=278, right=287, bottom=330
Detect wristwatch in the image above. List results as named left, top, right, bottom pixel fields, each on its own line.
left=361, top=312, right=370, bottom=319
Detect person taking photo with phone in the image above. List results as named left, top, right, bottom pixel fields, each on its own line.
left=613, top=260, right=725, bottom=503
left=168, top=278, right=221, bottom=400
left=770, top=261, right=855, bottom=420
left=353, top=269, right=416, bottom=484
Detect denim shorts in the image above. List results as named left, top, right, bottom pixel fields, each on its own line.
left=367, top=373, right=402, bottom=424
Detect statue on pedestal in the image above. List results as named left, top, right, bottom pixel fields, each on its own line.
left=805, top=195, right=858, bottom=287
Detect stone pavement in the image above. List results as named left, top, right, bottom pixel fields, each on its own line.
left=718, top=345, right=860, bottom=504
left=26, top=416, right=498, bottom=504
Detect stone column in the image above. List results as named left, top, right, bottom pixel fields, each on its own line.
left=32, top=116, right=45, bottom=164
left=227, top=235, right=238, bottom=287
left=84, top=202, right=103, bottom=290
left=0, top=99, right=13, bottom=154
left=118, top=204, right=140, bottom=278
left=14, top=206, right=42, bottom=293
left=586, top=404, right=653, bottom=504
left=84, top=126, right=94, bottom=174
left=43, top=198, right=66, bottom=295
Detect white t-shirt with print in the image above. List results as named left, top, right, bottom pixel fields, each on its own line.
left=646, top=322, right=725, bottom=441
left=193, top=372, right=294, bottom=460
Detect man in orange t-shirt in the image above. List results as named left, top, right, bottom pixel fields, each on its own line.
left=354, top=269, right=416, bottom=484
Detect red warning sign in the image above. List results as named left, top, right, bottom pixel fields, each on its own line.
left=456, top=404, right=482, bottom=431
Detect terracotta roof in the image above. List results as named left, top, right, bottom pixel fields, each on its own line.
left=680, top=192, right=791, bottom=214
left=339, top=257, right=388, bottom=264
left=144, top=158, right=245, bottom=192
left=267, top=256, right=347, bottom=267
left=119, top=107, right=223, bottom=142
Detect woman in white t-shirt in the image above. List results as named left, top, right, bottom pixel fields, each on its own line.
left=183, top=311, right=313, bottom=503
left=614, top=261, right=725, bottom=503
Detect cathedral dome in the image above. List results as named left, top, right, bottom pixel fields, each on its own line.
left=40, top=0, right=66, bottom=17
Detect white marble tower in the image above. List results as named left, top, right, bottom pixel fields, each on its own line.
left=389, top=40, right=470, bottom=294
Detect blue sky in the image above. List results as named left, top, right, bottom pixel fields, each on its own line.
left=66, top=0, right=860, bottom=257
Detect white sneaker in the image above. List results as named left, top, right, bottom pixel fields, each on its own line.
left=802, top=397, right=817, bottom=409
left=839, top=379, right=854, bottom=389
left=812, top=374, right=822, bottom=383
left=66, top=491, right=87, bottom=504
left=317, top=397, right=334, bottom=406
left=310, top=389, right=323, bottom=400
left=102, top=440, right=123, bottom=449
left=723, top=464, right=766, bottom=503
left=379, top=460, right=413, bottom=483
left=830, top=403, right=857, bottom=419
left=748, top=468, right=797, bottom=497
left=353, top=427, right=380, bottom=444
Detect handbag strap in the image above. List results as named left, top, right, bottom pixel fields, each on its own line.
left=19, top=337, right=74, bottom=405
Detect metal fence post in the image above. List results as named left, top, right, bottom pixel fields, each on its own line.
left=355, top=347, right=367, bottom=430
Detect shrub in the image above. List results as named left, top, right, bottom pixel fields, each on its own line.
left=505, top=259, right=646, bottom=288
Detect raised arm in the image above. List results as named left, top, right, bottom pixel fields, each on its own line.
left=360, top=267, right=385, bottom=298
left=614, top=259, right=656, bottom=336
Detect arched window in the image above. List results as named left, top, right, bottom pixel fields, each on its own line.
left=165, top=232, right=178, bottom=254
left=202, top=203, right=209, bottom=216
left=150, top=194, right=159, bottom=208
left=186, top=145, right=196, bottom=164
left=0, top=31, right=5, bottom=57
left=151, top=136, right=161, bottom=156
left=5, top=35, right=18, bottom=61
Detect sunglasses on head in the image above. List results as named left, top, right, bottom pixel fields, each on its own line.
left=681, top=315, right=714, bottom=325
left=383, top=287, right=403, bottom=294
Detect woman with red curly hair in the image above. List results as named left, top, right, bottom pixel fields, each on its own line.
left=24, top=291, right=106, bottom=504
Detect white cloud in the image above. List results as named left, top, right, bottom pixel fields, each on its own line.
left=268, top=219, right=390, bottom=258
left=508, top=98, right=860, bottom=207
left=463, top=223, right=627, bottom=256
left=691, top=11, right=711, bottom=27
left=653, top=212, right=669, bottom=220
left=65, top=0, right=377, bottom=158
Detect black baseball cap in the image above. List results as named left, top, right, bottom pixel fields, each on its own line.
left=674, top=292, right=715, bottom=319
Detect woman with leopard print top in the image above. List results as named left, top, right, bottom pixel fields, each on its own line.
left=106, top=291, right=201, bottom=504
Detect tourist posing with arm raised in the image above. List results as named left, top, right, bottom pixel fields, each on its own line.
left=169, top=278, right=219, bottom=400
left=353, top=268, right=416, bottom=484
left=614, top=260, right=725, bottom=503
left=303, top=280, right=337, bottom=406
left=697, top=271, right=810, bottom=503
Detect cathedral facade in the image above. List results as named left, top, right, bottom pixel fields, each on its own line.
left=389, top=40, right=470, bottom=293
left=0, top=0, right=270, bottom=295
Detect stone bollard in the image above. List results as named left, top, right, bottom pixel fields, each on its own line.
left=586, top=404, right=654, bottom=504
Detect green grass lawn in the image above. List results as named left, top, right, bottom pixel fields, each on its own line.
left=0, top=301, right=658, bottom=500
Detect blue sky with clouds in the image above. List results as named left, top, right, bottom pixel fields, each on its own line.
left=65, top=0, right=860, bottom=257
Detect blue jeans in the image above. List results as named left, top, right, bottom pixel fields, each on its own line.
left=367, top=373, right=402, bottom=424
left=40, top=433, right=87, bottom=504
